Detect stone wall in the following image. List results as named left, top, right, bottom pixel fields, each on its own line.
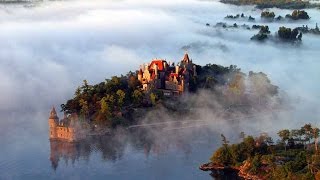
left=51, top=127, right=76, bottom=142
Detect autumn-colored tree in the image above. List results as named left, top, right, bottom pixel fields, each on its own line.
left=100, top=97, right=111, bottom=117
left=116, top=89, right=126, bottom=108
left=150, top=93, right=157, bottom=105
left=132, top=90, right=143, bottom=105
left=79, top=99, right=89, bottom=119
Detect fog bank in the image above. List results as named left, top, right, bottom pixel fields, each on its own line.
left=0, top=0, right=319, bottom=134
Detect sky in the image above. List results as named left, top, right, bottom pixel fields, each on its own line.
left=0, top=0, right=319, bottom=134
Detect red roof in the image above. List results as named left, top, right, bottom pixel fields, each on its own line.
left=170, top=73, right=178, bottom=78
left=149, top=60, right=167, bottom=71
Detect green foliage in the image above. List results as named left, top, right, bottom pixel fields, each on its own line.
left=61, top=62, right=279, bottom=129
left=251, top=26, right=271, bottom=42
left=132, top=89, right=143, bottom=105
left=150, top=93, right=157, bottom=105
left=286, top=10, right=310, bottom=20
left=271, top=166, right=287, bottom=179
left=278, top=129, right=290, bottom=143
left=210, top=146, right=233, bottom=166
left=259, top=26, right=270, bottom=34
left=261, top=11, right=275, bottom=19
left=251, top=33, right=268, bottom=41
left=278, top=26, right=302, bottom=41
left=209, top=124, right=320, bottom=179
left=220, top=0, right=312, bottom=9
left=100, top=97, right=111, bottom=117
left=116, top=89, right=126, bottom=108
left=60, top=73, right=143, bottom=127
left=249, top=155, right=262, bottom=174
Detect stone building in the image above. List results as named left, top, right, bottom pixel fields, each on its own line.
left=137, top=52, right=197, bottom=96
left=48, top=107, right=85, bottom=142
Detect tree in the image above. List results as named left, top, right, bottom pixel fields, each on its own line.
left=303, top=123, right=313, bottom=144
left=100, top=97, right=111, bottom=117
left=313, top=127, right=320, bottom=153
left=150, top=93, right=157, bottom=105
left=221, top=134, right=230, bottom=146
left=278, top=27, right=302, bottom=41
left=291, top=129, right=302, bottom=144
left=79, top=99, right=89, bottom=119
left=132, top=90, right=143, bottom=105
left=82, top=80, right=90, bottom=94
left=239, top=131, right=246, bottom=140
left=261, top=11, right=275, bottom=19
left=116, top=89, right=126, bottom=108
left=259, top=26, right=270, bottom=34
left=243, top=136, right=255, bottom=158
left=278, top=129, right=290, bottom=151
left=74, top=87, right=81, bottom=97
left=266, top=136, right=274, bottom=146
left=106, top=94, right=115, bottom=111
left=210, top=146, right=233, bottom=166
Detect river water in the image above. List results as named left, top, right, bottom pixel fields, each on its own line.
left=1, top=0, right=320, bottom=179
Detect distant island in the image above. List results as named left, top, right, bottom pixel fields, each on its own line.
left=220, top=0, right=318, bottom=9
left=224, top=10, right=311, bottom=22
left=50, top=53, right=280, bottom=141
left=200, top=124, right=320, bottom=179
left=251, top=25, right=303, bottom=43
left=261, top=10, right=310, bottom=21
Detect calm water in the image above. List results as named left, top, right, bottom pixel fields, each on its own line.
left=0, top=111, right=221, bottom=180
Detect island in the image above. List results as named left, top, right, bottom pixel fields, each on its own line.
left=200, top=124, right=320, bottom=179
left=296, top=24, right=320, bottom=35
left=50, top=53, right=280, bottom=142
left=220, top=0, right=316, bottom=9
left=251, top=26, right=303, bottom=43
left=260, top=10, right=310, bottom=22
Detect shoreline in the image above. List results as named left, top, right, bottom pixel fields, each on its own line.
left=199, top=162, right=264, bottom=180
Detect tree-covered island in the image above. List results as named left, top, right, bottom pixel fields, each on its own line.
left=220, top=0, right=318, bottom=9
left=200, top=124, right=320, bottom=179
left=59, top=53, right=279, bottom=131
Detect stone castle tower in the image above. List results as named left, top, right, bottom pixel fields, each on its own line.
left=48, top=106, right=85, bottom=142
left=49, top=107, right=59, bottom=139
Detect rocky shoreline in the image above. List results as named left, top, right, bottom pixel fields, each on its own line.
left=199, top=162, right=264, bottom=180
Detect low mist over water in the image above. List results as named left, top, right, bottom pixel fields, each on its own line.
left=0, top=0, right=320, bottom=179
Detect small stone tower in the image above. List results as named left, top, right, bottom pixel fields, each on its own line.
left=48, top=106, right=59, bottom=139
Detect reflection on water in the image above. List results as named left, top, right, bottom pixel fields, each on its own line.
left=48, top=128, right=218, bottom=179
left=49, top=135, right=126, bottom=171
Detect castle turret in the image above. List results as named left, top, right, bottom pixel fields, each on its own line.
left=154, top=64, right=158, bottom=78
left=182, top=52, right=190, bottom=63
left=138, top=69, right=143, bottom=82
left=181, top=76, right=185, bottom=92
left=49, top=106, right=59, bottom=139
left=175, top=65, right=180, bottom=74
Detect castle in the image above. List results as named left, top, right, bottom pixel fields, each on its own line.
left=137, top=52, right=197, bottom=96
left=48, top=107, right=85, bottom=142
